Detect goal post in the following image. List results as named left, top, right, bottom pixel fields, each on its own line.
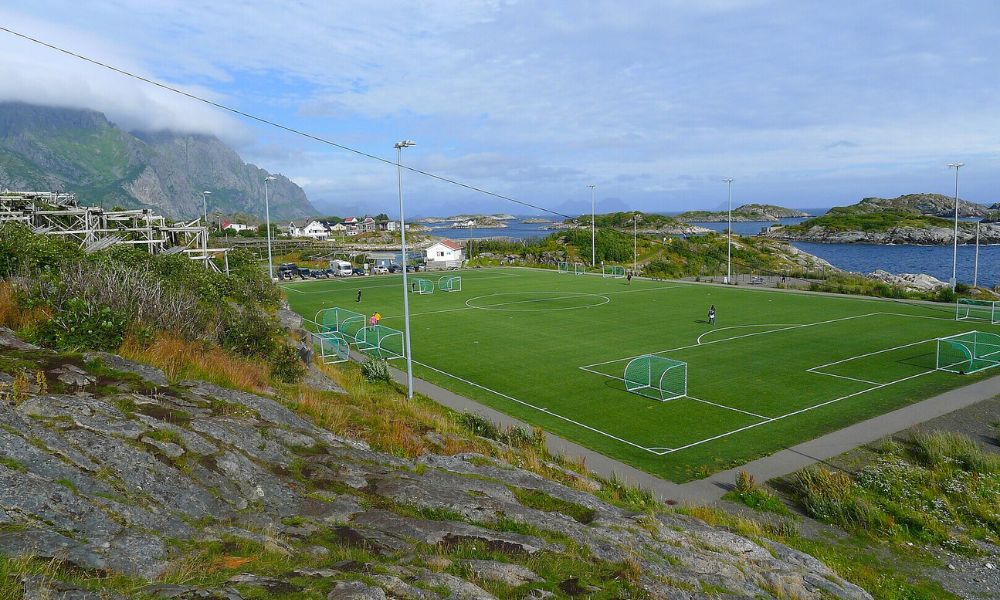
left=956, top=298, right=999, bottom=324
left=936, top=331, right=1000, bottom=374
left=603, top=265, right=626, bottom=279
left=411, top=277, right=434, bottom=294
left=574, top=262, right=586, bottom=275
left=623, top=354, right=687, bottom=401
left=439, top=275, right=462, bottom=292
left=315, top=307, right=366, bottom=338
left=311, top=331, right=350, bottom=364
left=558, top=261, right=570, bottom=274
left=355, top=325, right=404, bottom=360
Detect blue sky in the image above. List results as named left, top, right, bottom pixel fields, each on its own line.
left=1, top=1, right=998, bottom=217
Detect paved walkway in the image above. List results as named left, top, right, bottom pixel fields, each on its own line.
left=386, top=361, right=1000, bottom=504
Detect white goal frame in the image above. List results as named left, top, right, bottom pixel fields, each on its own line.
left=936, top=330, right=1000, bottom=375
left=623, top=354, right=688, bottom=401
left=956, top=299, right=999, bottom=324
left=412, top=278, right=434, bottom=295
left=439, top=275, right=462, bottom=292
left=603, top=265, right=626, bottom=279
left=574, top=262, right=586, bottom=275
left=557, top=261, right=571, bottom=274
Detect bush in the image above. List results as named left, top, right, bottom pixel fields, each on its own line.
left=269, top=344, right=306, bottom=384
left=361, top=357, right=391, bottom=382
left=28, top=297, right=129, bottom=351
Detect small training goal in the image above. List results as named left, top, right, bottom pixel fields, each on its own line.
left=603, top=265, right=626, bottom=279
left=315, top=307, right=366, bottom=338
left=558, top=261, right=571, bottom=274
left=411, top=278, right=434, bottom=294
left=936, top=331, right=1000, bottom=375
left=956, top=299, right=999, bottom=324
left=439, top=275, right=462, bottom=292
left=574, top=262, right=586, bottom=275
left=312, top=331, right=350, bottom=364
left=355, top=325, right=404, bottom=360
left=624, top=354, right=688, bottom=401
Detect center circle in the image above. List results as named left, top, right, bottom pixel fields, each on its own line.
left=465, top=291, right=611, bottom=312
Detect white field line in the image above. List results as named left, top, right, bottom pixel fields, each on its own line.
left=695, top=324, right=800, bottom=346
left=660, top=368, right=936, bottom=455
left=686, top=396, right=771, bottom=420
left=377, top=285, right=684, bottom=322
left=808, top=337, right=938, bottom=371
left=581, top=312, right=882, bottom=370
left=411, top=359, right=667, bottom=455
left=807, top=372, right=882, bottom=386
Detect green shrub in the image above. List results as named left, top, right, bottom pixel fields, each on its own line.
left=29, top=297, right=129, bottom=351
left=361, top=357, right=391, bottom=382
left=268, top=344, right=305, bottom=384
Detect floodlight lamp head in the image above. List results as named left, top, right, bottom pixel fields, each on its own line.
left=947, top=162, right=965, bottom=168
left=394, top=140, right=416, bottom=149
left=265, top=175, right=276, bottom=181
left=203, top=190, right=211, bottom=195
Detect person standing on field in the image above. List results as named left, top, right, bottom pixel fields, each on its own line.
left=627, top=270, right=633, bottom=285
left=356, top=289, right=362, bottom=302
left=708, top=305, right=716, bottom=325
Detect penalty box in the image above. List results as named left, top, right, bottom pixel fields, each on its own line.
left=578, top=313, right=961, bottom=446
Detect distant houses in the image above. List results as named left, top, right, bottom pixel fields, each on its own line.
left=425, top=239, right=464, bottom=268
left=284, top=215, right=401, bottom=239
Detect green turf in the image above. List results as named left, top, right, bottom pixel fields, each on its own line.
left=285, top=267, right=1000, bottom=482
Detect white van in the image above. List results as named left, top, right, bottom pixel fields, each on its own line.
left=330, top=259, right=353, bottom=277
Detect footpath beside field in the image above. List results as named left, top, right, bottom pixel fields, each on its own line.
left=390, top=361, right=1000, bottom=503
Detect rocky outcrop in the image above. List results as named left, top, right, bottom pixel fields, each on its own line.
left=867, top=270, right=946, bottom=291
left=764, top=222, right=1000, bottom=245
left=0, top=331, right=870, bottom=599
left=679, top=204, right=811, bottom=222
left=850, top=194, right=990, bottom=218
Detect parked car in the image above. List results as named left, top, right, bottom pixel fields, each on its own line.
left=330, top=259, right=353, bottom=277
left=352, top=267, right=366, bottom=276
left=387, top=263, right=402, bottom=273
left=297, top=267, right=313, bottom=279
left=373, top=265, right=389, bottom=275
left=277, top=263, right=298, bottom=280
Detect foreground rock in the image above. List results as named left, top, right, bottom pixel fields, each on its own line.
left=0, top=331, right=870, bottom=599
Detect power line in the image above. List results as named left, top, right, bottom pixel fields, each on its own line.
left=0, top=25, right=577, bottom=220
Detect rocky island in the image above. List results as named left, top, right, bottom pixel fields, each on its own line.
left=762, top=193, right=1000, bottom=245
left=565, top=211, right=712, bottom=235
left=678, top=204, right=811, bottom=222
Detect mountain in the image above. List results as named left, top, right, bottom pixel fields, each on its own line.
left=0, top=102, right=315, bottom=220
left=678, top=204, right=811, bottom=222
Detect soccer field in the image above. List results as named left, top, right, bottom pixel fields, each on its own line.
left=284, top=267, right=1000, bottom=482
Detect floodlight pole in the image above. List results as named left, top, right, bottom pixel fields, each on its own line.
left=396, top=140, right=416, bottom=399
left=264, top=176, right=276, bottom=279
left=202, top=190, right=211, bottom=224
left=633, top=212, right=638, bottom=273
left=973, top=219, right=981, bottom=289
left=947, top=163, right=964, bottom=291
left=588, top=185, right=596, bottom=266
left=723, top=178, right=734, bottom=284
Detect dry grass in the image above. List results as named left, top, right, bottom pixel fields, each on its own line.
left=119, top=332, right=271, bottom=392
left=0, top=282, right=48, bottom=330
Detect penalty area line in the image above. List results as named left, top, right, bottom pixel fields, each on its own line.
left=410, top=359, right=662, bottom=456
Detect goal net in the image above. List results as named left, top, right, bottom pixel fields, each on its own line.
left=315, top=307, right=366, bottom=338
left=558, top=261, right=570, bottom=274
left=624, top=354, right=687, bottom=401
left=956, top=299, right=999, bottom=324
left=412, top=278, right=434, bottom=294
left=354, top=325, right=404, bottom=359
left=936, top=331, right=1000, bottom=374
left=439, top=275, right=462, bottom=292
left=311, top=331, right=350, bottom=364
left=603, top=265, right=626, bottom=279
left=574, top=262, right=586, bottom=275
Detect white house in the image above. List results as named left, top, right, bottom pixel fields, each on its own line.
left=425, top=239, right=464, bottom=268
left=222, top=220, right=254, bottom=233
left=359, top=217, right=377, bottom=233
left=329, top=222, right=348, bottom=233
left=342, top=217, right=359, bottom=235
left=288, top=219, right=330, bottom=240
left=379, top=220, right=399, bottom=232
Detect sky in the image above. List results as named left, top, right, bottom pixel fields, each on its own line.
left=0, top=1, right=998, bottom=218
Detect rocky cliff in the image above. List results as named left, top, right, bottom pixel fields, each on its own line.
left=848, top=193, right=991, bottom=218
left=0, top=329, right=870, bottom=599
left=0, top=102, right=315, bottom=220
left=678, top=204, right=810, bottom=223
left=763, top=221, right=1000, bottom=245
